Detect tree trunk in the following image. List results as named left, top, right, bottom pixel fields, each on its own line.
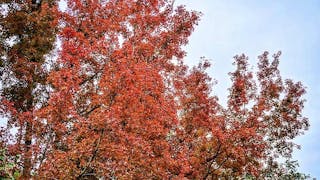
left=22, top=121, right=32, bottom=179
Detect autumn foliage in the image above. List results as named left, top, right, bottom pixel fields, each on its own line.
left=0, top=0, right=309, bottom=179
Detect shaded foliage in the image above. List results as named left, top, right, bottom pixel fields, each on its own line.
left=0, top=0, right=58, bottom=178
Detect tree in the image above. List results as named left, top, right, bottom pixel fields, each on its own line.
left=259, top=160, right=312, bottom=179
left=0, top=0, right=58, bottom=178
left=172, top=52, right=309, bottom=179
left=0, top=0, right=310, bottom=179
left=35, top=0, right=200, bottom=178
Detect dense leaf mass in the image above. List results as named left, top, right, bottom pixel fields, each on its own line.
left=0, top=0, right=57, bottom=178
left=0, top=0, right=310, bottom=179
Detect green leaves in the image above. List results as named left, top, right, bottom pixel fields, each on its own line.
left=0, top=149, right=21, bottom=180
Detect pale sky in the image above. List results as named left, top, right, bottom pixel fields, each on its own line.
left=177, top=0, right=320, bottom=178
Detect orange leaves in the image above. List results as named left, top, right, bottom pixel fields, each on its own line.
left=172, top=52, right=309, bottom=178
left=0, top=0, right=310, bottom=179
left=62, top=27, right=77, bottom=39
left=30, top=1, right=201, bottom=178
left=1, top=0, right=58, bottom=176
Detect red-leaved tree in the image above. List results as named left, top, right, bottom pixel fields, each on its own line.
left=0, top=0, right=58, bottom=178
left=0, top=0, right=309, bottom=179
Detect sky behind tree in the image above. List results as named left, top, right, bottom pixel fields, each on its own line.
left=176, top=0, right=320, bottom=178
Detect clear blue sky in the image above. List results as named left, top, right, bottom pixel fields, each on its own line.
left=177, top=0, right=320, bottom=178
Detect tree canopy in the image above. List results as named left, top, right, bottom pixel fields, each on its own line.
left=0, top=0, right=310, bottom=179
